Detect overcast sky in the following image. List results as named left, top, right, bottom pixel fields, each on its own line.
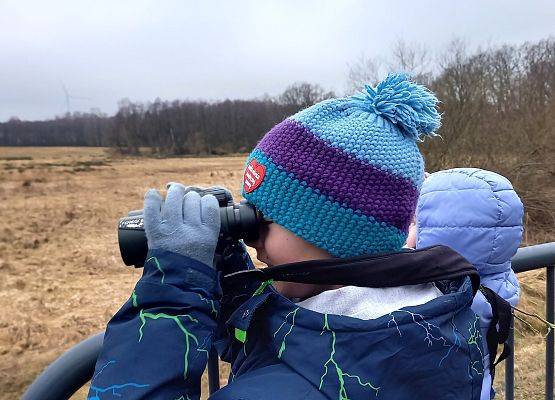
left=1, top=0, right=554, bottom=121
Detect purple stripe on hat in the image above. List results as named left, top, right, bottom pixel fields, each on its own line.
left=256, top=118, right=418, bottom=231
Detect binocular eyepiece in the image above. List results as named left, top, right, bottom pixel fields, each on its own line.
left=118, top=187, right=263, bottom=267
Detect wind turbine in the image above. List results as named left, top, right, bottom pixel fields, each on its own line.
left=60, top=81, right=91, bottom=114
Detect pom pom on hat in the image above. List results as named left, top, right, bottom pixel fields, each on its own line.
left=349, top=73, right=441, bottom=141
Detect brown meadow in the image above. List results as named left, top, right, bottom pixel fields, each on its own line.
left=0, top=147, right=551, bottom=399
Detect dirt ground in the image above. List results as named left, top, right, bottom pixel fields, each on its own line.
left=0, top=147, right=552, bottom=399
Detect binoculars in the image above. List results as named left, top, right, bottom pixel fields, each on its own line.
left=118, top=187, right=263, bottom=267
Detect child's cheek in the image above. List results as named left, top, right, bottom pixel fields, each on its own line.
left=263, top=223, right=332, bottom=266
left=263, top=225, right=307, bottom=265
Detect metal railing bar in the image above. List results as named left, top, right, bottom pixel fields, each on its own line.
left=512, top=243, right=555, bottom=273
left=503, top=243, right=555, bottom=400
left=505, top=316, right=515, bottom=400
left=546, top=265, right=554, bottom=400
left=208, top=346, right=220, bottom=394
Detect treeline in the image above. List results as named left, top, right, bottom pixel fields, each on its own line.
left=0, top=113, right=112, bottom=147
left=423, top=38, right=554, bottom=173
left=0, top=83, right=334, bottom=153
left=109, top=81, right=333, bottom=154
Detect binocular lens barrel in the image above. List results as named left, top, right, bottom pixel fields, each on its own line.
left=118, top=201, right=262, bottom=267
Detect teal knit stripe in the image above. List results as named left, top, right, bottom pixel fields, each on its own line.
left=291, top=99, right=425, bottom=188
left=243, top=150, right=407, bottom=257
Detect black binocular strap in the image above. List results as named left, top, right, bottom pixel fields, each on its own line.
left=479, top=285, right=513, bottom=380
left=225, top=245, right=480, bottom=294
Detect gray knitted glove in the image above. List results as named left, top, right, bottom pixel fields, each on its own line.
left=143, top=183, right=221, bottom=267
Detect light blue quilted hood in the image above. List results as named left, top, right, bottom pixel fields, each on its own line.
left=416, top=168, right=523, bottom=276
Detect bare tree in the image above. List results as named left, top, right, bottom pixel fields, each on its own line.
left=346, top=55, right=382, bottom=92
left=278, top=82, right=335, bottom=111
left=388, top=39, right=433, bottom=84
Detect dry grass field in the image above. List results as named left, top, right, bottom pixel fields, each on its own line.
left=0, top=147, right=552, bottom=399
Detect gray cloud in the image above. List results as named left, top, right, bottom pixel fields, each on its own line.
left=1, top=0, right=554, bottom=121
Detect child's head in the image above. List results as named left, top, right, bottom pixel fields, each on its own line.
left=242, top=73, right=441, bottom=292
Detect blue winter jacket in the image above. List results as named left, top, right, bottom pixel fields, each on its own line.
left=89, top=243, right=485, bottom=400
left=416, top=168, right=523, bottom=400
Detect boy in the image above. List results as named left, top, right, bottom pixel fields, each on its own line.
left=89, top=74, right=484, bottom=399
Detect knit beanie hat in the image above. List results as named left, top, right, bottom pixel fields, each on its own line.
left=242, top=73, right=441, bottom=258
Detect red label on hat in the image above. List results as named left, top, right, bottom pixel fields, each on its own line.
left=243, top=159, right=266, bottom=193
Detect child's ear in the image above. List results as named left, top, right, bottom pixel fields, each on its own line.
left=404, top=217, right=418, bottom=249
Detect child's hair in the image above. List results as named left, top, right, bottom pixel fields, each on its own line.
left=242, top=73, right=441, bottom=257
